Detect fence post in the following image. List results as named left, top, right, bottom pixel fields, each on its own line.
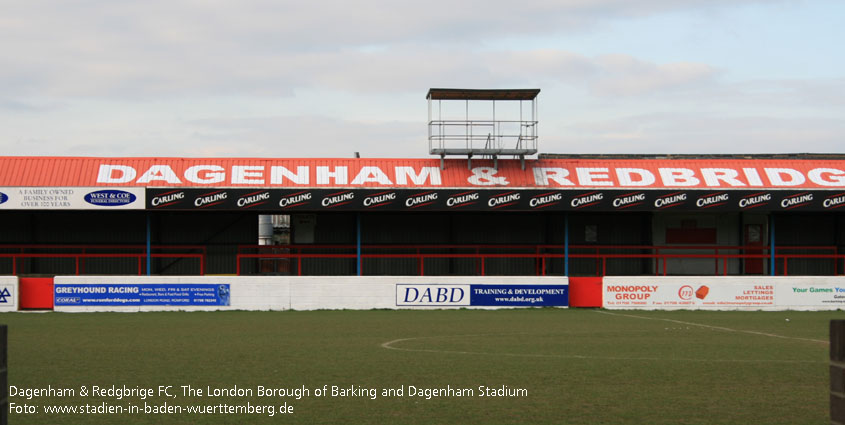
left=769, top=214, right=776, bottom=276
left=832, top=320, right=845, bottom=425
left=356, top=213, right=362, bottom=276
left=0, top=324, right=7, bottom=425
left=564, top=213, right=569, bottom=276
left=146, top=213, right=152, bottom=276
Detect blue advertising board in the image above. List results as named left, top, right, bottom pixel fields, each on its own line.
left=469, top=284, right=568, bottom=307
left=83, top=189, right=137, bottom=206
left=396, top=283, right=568, bottom=307
left=54, top=284, right=230, bottom=306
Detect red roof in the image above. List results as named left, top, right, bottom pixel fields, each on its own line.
left=1, top=156, right=844, bottom=189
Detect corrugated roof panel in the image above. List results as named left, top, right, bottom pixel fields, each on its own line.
left=22, top=157, right=37, bottom=185
left=1, top=156, right=844, bottom=189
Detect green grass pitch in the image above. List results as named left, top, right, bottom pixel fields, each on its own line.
left=3, top=308, right=841, bottom=424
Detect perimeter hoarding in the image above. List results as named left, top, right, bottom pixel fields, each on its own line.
left=51, top=276, right=568, bottom=312
left=0, top=277, right=18, bottom=311
left=396, top=283, right=569, bottom=307
left=603, top=276, right=845, bottom=310
left=54, top=284, right=230, bottom=307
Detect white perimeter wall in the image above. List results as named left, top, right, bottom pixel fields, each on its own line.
left=53, top=276, right=568, bottom=312
left=604, top=276, right=845, bottom=311
left=0, top=276, right=18, bottom=311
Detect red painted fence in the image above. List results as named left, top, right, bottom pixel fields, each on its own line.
left=0, top=244, right=206, bottom=275
left=236, top=244, right=844, bottom=277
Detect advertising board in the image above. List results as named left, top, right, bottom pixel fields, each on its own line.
left=0, top=278, right=18, bottom=311
left=603, top=276, right=845, bottom=310
left=51, top=276, right=568, bottom=312
left=54, top=284, right=230, bottom=307
left=145, top=188, right=844, bottom=212
left=396, top=283, right=568, bottom=307
left=0, top=187, right=144, bottom=210
left=779, top=283, right=845, bottom=308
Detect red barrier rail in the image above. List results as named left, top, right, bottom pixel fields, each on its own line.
left=568, top=244, right=841, bottom=277
left=236, top=244, right=844, bottom=277
left=0, top=245, right=206, bottom=275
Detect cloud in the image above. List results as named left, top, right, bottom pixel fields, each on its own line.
left=0, top=43, right=719, bottom=100
left=0, top=112, right=422, bottom=158
left=589, top=55, right=717, bottom=96
left=558, top=112, right=845, bottom=154
left=709, top=78, right=845, bottom=110
left=183, top=115, right=421, bottom=158
left=1, top=0, right=839, bottom=158
left=0, top=98, right=60, bottom=112
left=5, top=1, right=767, bottom=49
left=0, top=0, right=765, bottom=99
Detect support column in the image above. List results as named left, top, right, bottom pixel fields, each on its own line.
left=769, top=214, right=776, bottom=276
left=564, top=213, right=570, bottom=276
left=146, top=213, right=152, bottom=276
left=356, top=213, right=362, bottom=276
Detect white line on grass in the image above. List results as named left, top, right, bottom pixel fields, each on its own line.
left=380, top=334, right=823, bottom=364
left=594, top=310, right=828, bottom=344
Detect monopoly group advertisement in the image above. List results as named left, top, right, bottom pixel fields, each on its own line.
left=602, top=277, right=845, bottom=310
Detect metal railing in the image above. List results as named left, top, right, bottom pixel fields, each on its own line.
left=0, top=244, right=206, bottom=275
left=236, top=244, right=845, bottom=277
left=428, top=120, right=538, bottom=155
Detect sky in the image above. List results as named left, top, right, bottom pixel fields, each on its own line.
left=1, top=0, right=842, bottom=158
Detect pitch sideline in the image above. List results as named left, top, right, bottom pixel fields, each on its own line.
left=380, top=324, right=825, bottom=364
left=594, top=310, right=828, bottom=344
